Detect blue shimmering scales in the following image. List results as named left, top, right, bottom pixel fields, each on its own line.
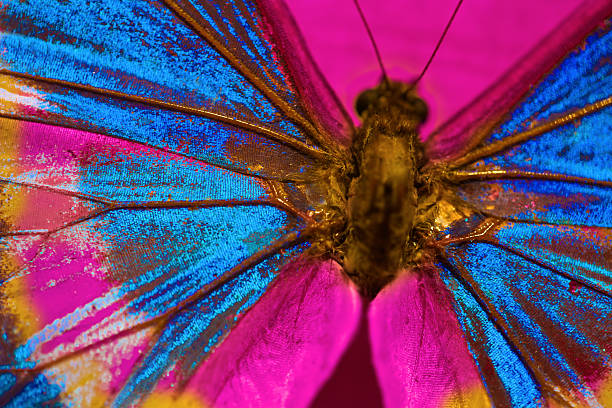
left=0, top=0, right=304, bottom=141
left=4, top=374, right=61, bottom=408
left=484, top=107, right=612, bottom=181
left=445, top=242, right=611, bottom=402
left=100, top=205, right=291, bottom=314
left=495, top=222, right=612, bottom=293
left=114, top=247, right=304, bottom=407
left=438, top=266, right=542, bottom=406
left=1, top=82, right=311, bottom=176
left=457, top=179, right=612, bottom=227
left=77, top=149, right=268, bottom=203
left=7, top=206, right=292, bottom=367
left=488, top=27, right=612, bottom=142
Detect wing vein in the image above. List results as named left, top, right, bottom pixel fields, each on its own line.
left=437, top=252, right=544, bottom=399
left=448, top=169, right=612, bottom=187
left=0, top=179, right=313, bottom=235
left=159, top=0, right=333, bottom=150
left=0, top=114, right=310, bottom=183
left=448, top=95, right=612, bottom=168
left=0, top=70, right=328, bottom=161
left=439, top=224, right=612, bottom=299
left=0, top=231, right=305, bottom=377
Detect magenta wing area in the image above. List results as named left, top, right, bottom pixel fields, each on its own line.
left=369, top=268, right=488, bottom=407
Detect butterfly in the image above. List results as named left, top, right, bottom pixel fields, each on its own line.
left=0, top=1, right=610, bottom=407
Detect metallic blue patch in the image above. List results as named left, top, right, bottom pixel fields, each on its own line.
left=438, top=264, right=542, bottom=406
left=113, top=244, right=306, bottom=407
left=4, top=373, right=62, bottom=408
left=2, top=81, right=311, bottom=178
left=494, top=222, right=612, bottom=294
left=447, top=243, right=611, bottom=400
left=0, top=0, right=305, bottom=142
left=6, top=128, right=269, bottom=203
left=113, top=205, right=293, bottom=315
left=462, top=24, right=612, bottom=232
left=457, top=179, right=612, bottom=227
left=9, top=205, right=299, bottom=365
left=0, top=373, right=16, bottom=395
left=488, top=26, right=612, bottom=142
left=186, top=0, right=297, bottom=105
left=76, top=149, right=269, bottom=203
left=483, top=106, right=612, bottom=181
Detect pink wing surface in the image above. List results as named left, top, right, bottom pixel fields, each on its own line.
left=369, top=268, right=488, bottom=407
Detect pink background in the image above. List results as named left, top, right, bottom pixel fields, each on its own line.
left=283, top=1, right=585, bottom=407
left=285, top=0, right=585, bottom=136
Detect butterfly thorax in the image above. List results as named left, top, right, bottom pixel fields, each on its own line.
left=343, top=81, right=429, bottom=297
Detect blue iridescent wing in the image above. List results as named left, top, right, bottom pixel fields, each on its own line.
left=431, top=2, right=612, bottom=405
left=0, top=0, right=354, bottom=406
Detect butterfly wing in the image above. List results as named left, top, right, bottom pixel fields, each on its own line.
left=369, top=267, right=489, bottom=407
left=0, top=1, right=359, bottom=406
left=439, top=2, right=611, bottom=406
left=425, top=0, right=610, bottom=163
left=371, top=1, right=612, bottom=406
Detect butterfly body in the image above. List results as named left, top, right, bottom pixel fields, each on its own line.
left=330, top=80, right=436, bottom=296
left=0, top=0, right=610, bottom=406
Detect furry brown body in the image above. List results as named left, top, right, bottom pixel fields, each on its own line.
left=343, top=81, right=428, bottom=297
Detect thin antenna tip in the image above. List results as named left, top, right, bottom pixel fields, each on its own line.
left=353, top=0, right=388, bottom=81
left=414, top=0, right=464, bottom=87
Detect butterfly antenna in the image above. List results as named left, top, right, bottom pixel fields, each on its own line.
left=353, top=0, right=390, bottom=87
left=410, top=0, right=464, bottom=90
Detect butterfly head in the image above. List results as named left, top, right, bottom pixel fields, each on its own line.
left=355, top=79, right=429, bottom=125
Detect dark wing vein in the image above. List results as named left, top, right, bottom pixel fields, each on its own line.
left=446, top=95, right=612, bottom=169
left=0, top=113, right=311, bottom=184
left=436, top=218, right=612, bottom=300
left=438, top=251, right=585, bottom=408
left=0, top=69, right=327, bottom=162
left=448, top=169, right=612, bottom=188
left=436, top=253, right=544, bottom=399
left=159, top=0, right=332, bottom=150
left=0, top=178, right=313, bottom=236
